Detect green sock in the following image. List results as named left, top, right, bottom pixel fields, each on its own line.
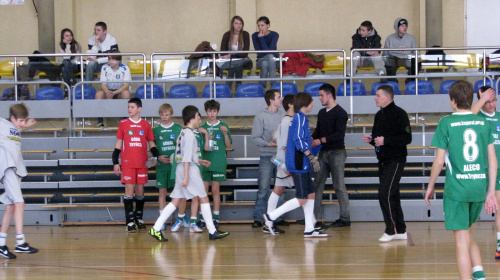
left=198, top=213, right=204, bottom=222
left=190, top=218, right=197, bottom=224
left=213, top=213, right=220, bottom=220
left=472, top=270, right=485, bottom=280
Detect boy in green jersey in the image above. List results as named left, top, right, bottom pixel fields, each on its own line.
left=471, top=85, right=500, bottom=259
left=153, top=104, right=183, bottom=231
left=425, top=80, right=498, bottom=280
left=200, top=99, right=232, bottom=228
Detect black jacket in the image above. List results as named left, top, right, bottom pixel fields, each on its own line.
left=351, top=28, right=382, bottom=56
left=370, top=102, right=412, bottom=162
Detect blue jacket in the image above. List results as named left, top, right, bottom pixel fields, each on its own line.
left=286, top=111, right=311, bottom=173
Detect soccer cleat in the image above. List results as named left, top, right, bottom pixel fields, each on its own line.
left=135, top=218, right=146, bottom=230
left=263, top=214, right=275, bottom=235
left=395, top=232, right=407, bottom=240
left=14, top=242, right=38, bottom=254
left=0, top=245, right=16, bottom=259
left=314, top=222, right=330, bottom=232
left=171, top=219, right=185, bottom=232
left=378, top=233, right=396, bottom=242
left=263, top=225, right=285, bottom=234
left=330, top=219, right=350, bottom=228
left=197, top=220, right=206, bottom=229
left=275, top=220, right=290, bottom=226
left=149, top=228, right=168, bottom=242
left=496, top=250, right=500, bottom=260
left=213, top=220, right=220, bottom=230
left=304, top=230, right=328, bottom=238
left=209, top=230, right=230, bottom=240
left=190, top=223, right=204, bottom=233
left=126, top=222, right=137, bottom=232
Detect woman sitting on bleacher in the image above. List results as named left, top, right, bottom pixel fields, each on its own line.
left=252, top=16, right=279, bottom=88
left=219, top=15, right=253, bottom=91
left=58, top=28, right=81, bottom=87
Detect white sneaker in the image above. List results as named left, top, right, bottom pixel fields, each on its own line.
left=190, top=223, right=203, bottom=233
left=171, top=219, right=184, bottom=232
left=395, top=232, right=407, bottom=240
left=378, top=233, right=396, bottom=242
left=183, top=217, right=190, bottom=228
left=304, top=230, right=328, bottom=238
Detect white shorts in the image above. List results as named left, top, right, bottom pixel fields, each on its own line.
left=170, top=163, right=208, bottom=200
left=275, top=175, right=294, bottom=188
left=0, top=168, right=24, bottom=204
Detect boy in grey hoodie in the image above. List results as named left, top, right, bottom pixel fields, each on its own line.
left=383, top=18, right=417, bottom=84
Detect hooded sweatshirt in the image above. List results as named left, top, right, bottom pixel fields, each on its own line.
left=383, top=18, right=417, bottom=59
left=351, top=27, right=382, bottom=56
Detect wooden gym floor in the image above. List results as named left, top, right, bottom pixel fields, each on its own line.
left=2, top=221, right=500, bottom=279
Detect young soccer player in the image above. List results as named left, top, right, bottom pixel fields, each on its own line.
left=200, top=99, right=232, bottom=228
left=0, top=103, right=39, bottom=259
left=149, top=105, right=230, bottom=242
left=470, top=85, right=500, bottom=259
left=264, top=94, right=295, bottom=234
left=113, top=97, right=159, bottom=232
left=263, top=92, right=327, bottom=238
left=425, top=80, right=498, bottom=280
left=153, top=103, right=184, bottom=231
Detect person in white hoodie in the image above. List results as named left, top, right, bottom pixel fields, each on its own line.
left=383, top=18, right=417, bottom=84
left=85, top=21, right=119, bottom=81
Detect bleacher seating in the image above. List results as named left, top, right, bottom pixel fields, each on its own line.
left=35, top=86, right=64, bottom=100
left=439, top=80, right=458, bottom=94
left=303, top=82, right=326, bottom=96
left=405, top=80, right=435, bottom=95
left=270, top=82, right=298, bottom=96
left=1, top=86, right=31, bottom=100
left=236, top=83, right=264, bottom=98
left=370, top=81, right=401, bottom=95
left=474, top=79, right=496, bottom=93
left=135, top=85, right=165, bottom=99
left=168, top=84, right=197, bottom=98
left=74, top=85, right=97, bottom=100
left=337, top=81, right=366, bottom=96
left=202, top=83, right=232, bottom=98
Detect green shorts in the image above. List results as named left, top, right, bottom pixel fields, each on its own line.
left=496, top=170, right=500, bottom=191
left=443, top=196, right=484, bottom=230
left=202, top=171, right=226, bottom=182
left=156, top=169, right=175, bottom=189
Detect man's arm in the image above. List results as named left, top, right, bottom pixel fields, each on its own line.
left=485, top=143, right=499, bottom=214
left=383, top=110, right=412, bottom=147
left=251, top=114, right=271, bottom=147
left=425, top=148, right=446, bottom=206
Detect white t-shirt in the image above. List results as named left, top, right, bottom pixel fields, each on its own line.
left=99, top=63, right=131, bottom=90
left=175, top=128, right=200, bottom=165
left=0, top=118, right=27, bottom=177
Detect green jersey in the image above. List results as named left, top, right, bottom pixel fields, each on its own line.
left=200, top=120, right=232, bottom=173
left=170, top=128, right=206, bottom=179
left=153, top=123, right=182, bottom=171
left=478, top=110, right=500, bottom=167
left=432, top=112, right=494, bottom=202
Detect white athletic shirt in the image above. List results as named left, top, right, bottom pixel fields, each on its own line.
left=175, top=128, right=200, bottom=166
left=99, top=63, right=131, bottom=90
left=276, top=115, right=292, bottom=178
left=0, top=118, right=27, bottom=177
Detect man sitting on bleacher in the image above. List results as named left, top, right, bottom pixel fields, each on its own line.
left=85, top=21, right=119, bottom=82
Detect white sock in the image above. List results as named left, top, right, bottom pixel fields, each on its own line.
left=269, top=198, right=300, bottom=221
left=159, top=209, right=162, bottom=216
left=153, top=203, right=177, bottom=231
left=472, top=265, right=483, bottom=273
left=267, top=192, right=280, bottom=214
left=497, top=232, right=500, bottom=240
left=0, top=233, right=6, bottom=246
left=201, top=203, right=216, bottom=234
left=16, top=233, right=25, bottom=245
left=302, top=199, right=315, bottom=232
left=213, top=211, right=219, bottom=215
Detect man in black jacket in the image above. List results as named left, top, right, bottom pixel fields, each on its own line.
left=363, top=85, right=412, bottom=242
left=350, top=21, right=386, bottom=80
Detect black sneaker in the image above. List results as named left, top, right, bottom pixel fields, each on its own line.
left=14, top=242, right=38, bottom=254
left=213, top=220, right=219, bottom=230
left=263, top=225, right=285, bottom=234
left=0, top=245, right=16, bottom=259
left=126, top=222, right=137, bottom=232
left=252, top=220, right=262, bottom=228
left=275, top=220, right=290, bottom=226
left=148, top=228, right=168, bottom=242
left=209, top=230, right=230, bottom=240
left=304, top=230, right=328, bottom=238
left=314, top=222, right=330, bottom=232
left=135, top=218, right=146, bottom=230
left=330, top=219, right=351, bottom=228
left=197, top=220, right=206, bottom=229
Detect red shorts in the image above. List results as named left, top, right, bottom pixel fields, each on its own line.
left=121, top=167, right=148, bottom=184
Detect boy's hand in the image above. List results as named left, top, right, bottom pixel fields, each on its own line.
left=424, top=184, right=434, bottom=206
left=311, top=139, right=321, bottom=148
left=24, top=118, right=37, bottom=128
left=158, top=155, right=169, bottom=164
left=485, top=191, right=498, bottom=215
left=363, top=135, right=372, bottom=143
left=220, top=126, right=228, bottom=134
left=268, top=140, right=277, bottom=147
left=480, top=88, right=496, bottom=102
left=374, top=136, right=384, bottom=146
left=113, top=164, right=121, bottom=176
left=199, top=159, right=211, bottom=167
left=198, top=127, right=207, bottom=135
left=182, top=176, right=189, bottom=187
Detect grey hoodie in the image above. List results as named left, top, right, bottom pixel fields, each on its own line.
left=383, top=17, right=417, bottom=59
left=251, top=108, right=285, bottom=156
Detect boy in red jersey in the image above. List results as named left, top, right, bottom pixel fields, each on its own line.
left=113, top=98, right=159, bottom=232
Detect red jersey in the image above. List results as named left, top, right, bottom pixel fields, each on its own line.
left=116, top=118, right=155, bottom=168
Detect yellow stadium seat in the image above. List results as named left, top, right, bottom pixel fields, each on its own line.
left=0, top=61, right=23, bottom=77
left=451, top=53, right=479, bottom=69
left=321, top=55, right=348, bottom=72
left=127, top=59, right=152, bottom=75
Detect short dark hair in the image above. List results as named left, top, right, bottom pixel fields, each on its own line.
left=204, top=99, right=220, bottom=112
left=360, top=20, right=373, bottom=31
left=182, top=105, right=199, bottom=125
left=9, top=103, right=28, bottom=119
left=264, top=89, right=279, bottom=106
left=377, top=85, right=394, bottom=100
left=108, top=50, right=122, bottom=61
left=282, top=94, right=295, bottom=111
left=477, top=85, right=494, bottom=100
left=95, top=21, right=107, bottom=31
left=128, top=97, right=142, bottom=108
left=257, top=16, right=270, bottom=25
left=293, top=92, right=313, bottom=113
left=319, top=83, right=336, bottom=100
left=449, top=80, right=473, bottom=109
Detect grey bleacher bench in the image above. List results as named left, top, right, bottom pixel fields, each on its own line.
left=61, top=191, right=233, bottom=204
left=23, top=150, right=58, bottom=167
left=24, top=128, right=65, bottom=138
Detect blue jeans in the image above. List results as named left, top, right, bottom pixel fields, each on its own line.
left=253, top=155, right=278, bottom=222
left=256, top=54, right=278, bottom=88
left=313, top=149, right=350, bottom=221
left=85, top=61, right=104, bottom=81
left=61, top=59, right=79, bottom=86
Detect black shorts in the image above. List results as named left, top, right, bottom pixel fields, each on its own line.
left=291, top=172, right=315, bottom=199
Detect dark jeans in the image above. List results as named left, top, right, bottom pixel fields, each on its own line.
left=61, top=59, right=80, bottom=86
left=378, top=160, right=406, bottom=235
left=28, top=61, right=60, bottom=81
left=384, top=56, right=417, bottom=82
left=219, top=57, right=253, bottom=90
